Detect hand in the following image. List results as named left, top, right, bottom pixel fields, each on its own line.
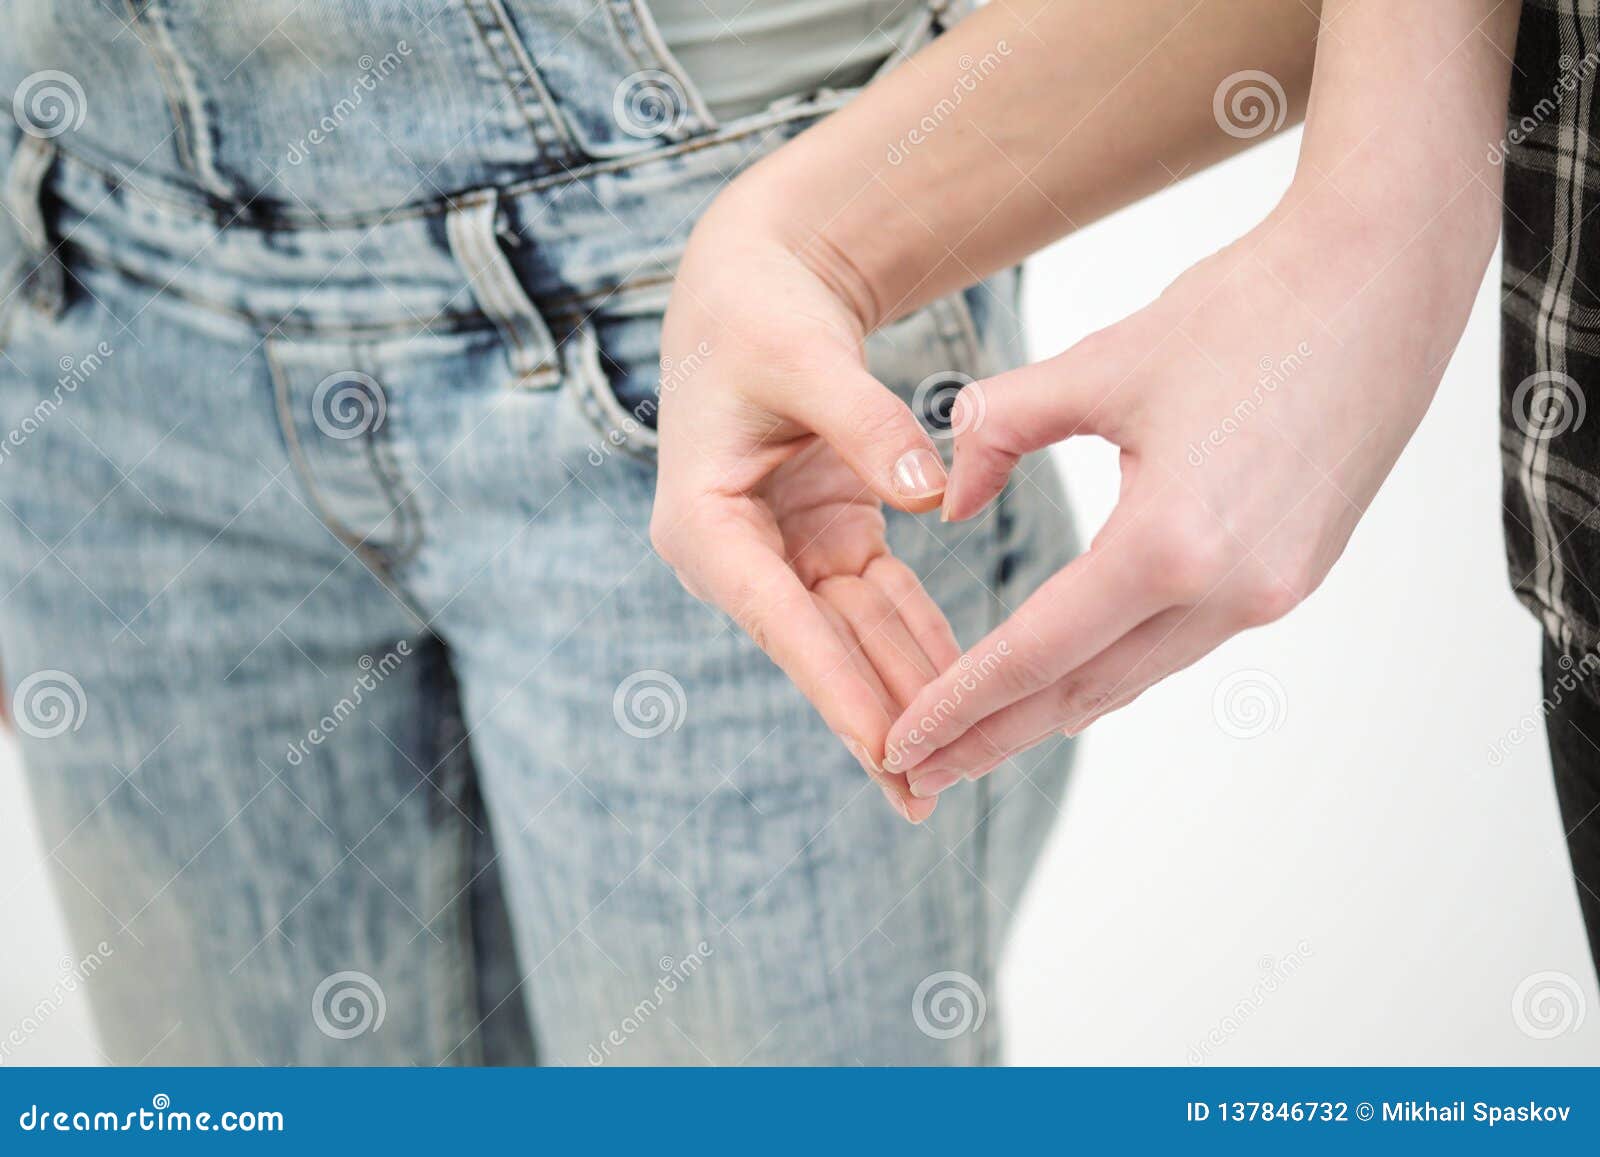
left=884, top=194, right=1487, bottom=796
left=651, top=191, right=959, bottom=822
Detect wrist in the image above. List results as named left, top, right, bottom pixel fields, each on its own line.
left=698, top=159, right=887, bottom=336
left=1275, top=167, right=1498, bottom=319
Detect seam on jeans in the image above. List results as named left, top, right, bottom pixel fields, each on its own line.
left=445, top=194, right=563, bottom=387
left=265, top=341, right=425, bottom=612
left=267, top=342, right=369, bottom=552
left=46, top=94, right=847, bottom=228
left=0, top=257, right=25, bottom=353
left=462, top=0, right=578, bottom=157
left=67, top=232, right=662, bottom=336
left=602, top=0, right=717, bottom=133
left=427, top=679, right=486, bottom=1066
left=62, top=245, right=487, bottom=337
left=122, top=0, right=233, bottom=200
left=3, top=136, right=56, bottom=254
left=566, top=325, right=658, bottom=462
left=364, top=403, right=426, bottom=569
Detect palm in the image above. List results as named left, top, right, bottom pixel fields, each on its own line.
left=687, top=435, right=953, bottom=820
left=655, top=233, right=960, bottom=820
left=761, top=438, right=889, bottom=587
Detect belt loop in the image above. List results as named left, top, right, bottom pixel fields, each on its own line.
left=3, top=135, right=65, bottom=319
left=445, top=191, right=561, bottom=389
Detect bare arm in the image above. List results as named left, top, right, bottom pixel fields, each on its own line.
left=887, top=0, right=1522, bottom=788
left=719, top=0, right=1323, bottom=329
left=651, top=0, right=1326, bottom=816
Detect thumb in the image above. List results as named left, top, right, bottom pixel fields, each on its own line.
left=774, top=367, right=949, bottom=513
left=941, top=332, right=1134, bottom=522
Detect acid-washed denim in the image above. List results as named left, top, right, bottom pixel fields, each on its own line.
left=0, top=1, right=1076, bottom=1065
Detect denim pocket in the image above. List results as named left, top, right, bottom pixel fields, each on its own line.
left=565, top=321, right=660, bottom=465
left=564, top=280, right=995, bottom=471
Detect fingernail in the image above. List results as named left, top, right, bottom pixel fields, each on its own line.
left=892, top=449, right=946, bottom=500
left=893, top=742, right=928, bottom=773
left=879, top=781, right=912, bottom=821
left=839, top=734, right=878, bottom=777
left=882, top=743, right=903, bottom=770
left=909, top=767, right=963, bottom=798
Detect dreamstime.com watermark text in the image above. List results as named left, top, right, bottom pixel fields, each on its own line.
left=0, top=341, right=114, bottom=465
left=885, top=641, right=1012, bottom=767
left=0, top=942, right=113, bottom=1065
left=887, top=42, right=1012, bottom=165
left=1187, top=940, right=1314, bottom=1064
left=17, top=1094, right=282, bottom=1135
left=585, top=941, right=714, bottom=1064
left=284, top=641, right=411, bottom=766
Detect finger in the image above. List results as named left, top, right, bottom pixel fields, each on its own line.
left=814, top=592, right=899, bottom=719
left=816, top=574, right=937, bottom=706
left=682, top=516, right=893, bottom=759
left=905, top=605, right=1226, bottom=795
left=942, top=328, right=1137, bottom=522
left=816, top=583, right=938, bottom=823
left=884, top=513, right=1169, bottom=773
left=864, top=554, right=961, bottom=672
left=1055, top=607, right=1237, bottom=737
left=770, top=366, right=949, bottom=513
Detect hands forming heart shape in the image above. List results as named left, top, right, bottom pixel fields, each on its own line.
left=655, top=185, right=1461, bottom=821
left=652, top=208, right=958, bottom=822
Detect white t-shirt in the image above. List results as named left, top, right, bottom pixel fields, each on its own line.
left=648, top=0, right=922, bottom=120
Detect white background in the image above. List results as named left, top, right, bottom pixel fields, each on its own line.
left=3, top=127, right=1598, bottom=1064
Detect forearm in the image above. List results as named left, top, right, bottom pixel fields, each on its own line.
left=1273, top=0, right=1519, bottom=355
left=714, top=0, right=1322, bottom=329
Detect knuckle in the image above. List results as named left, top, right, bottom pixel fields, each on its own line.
left=841, top=395, right=912, bottom=449
left=1055, top=673, right=1116, bottom=728
left=1142, top=523, right=1230, bottom=602
left=1232, top=568, right=1311, bottom=628
left=648, top=515, right=677, bottom=562
left=994, top=645, right=1057, bottom=697
left=965, top=724, right=1009, bottom=763
left=725, top=585, right=772, bottom=654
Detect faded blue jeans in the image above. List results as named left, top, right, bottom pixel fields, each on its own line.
left=0, top=1, right=1075, bottom=1064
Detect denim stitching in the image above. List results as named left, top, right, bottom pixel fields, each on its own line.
left=121, top=0, right=233, bottom=200
left=45, top=95, right=847, bottom=228
left=462, top=0, right=579, bottom=158
left=602, top=0, right=716, bottom=134
left=265, top=339, right=425, bottom=591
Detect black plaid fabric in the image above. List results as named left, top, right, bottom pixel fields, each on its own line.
left=1503, top=0, right=1600, bottom=969
left=1503, top=0, right=1600, bottom=653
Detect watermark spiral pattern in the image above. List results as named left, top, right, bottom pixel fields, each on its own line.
left=1213, top=70, right=1287, bottom=140
left=12, top=670, right=87, bottom=739
left=613, top=70, right=689, bottom=139
left=612, top=669, right=688, bottom=738
left=913, top=371, right=982, bottom=438
left=1511, top=370, right=1586, bottom=439
left=1512, top=970, right=1587, bottom=1040
left=912, top=970, right=987, bottom=1040
left=311, top=372, right=386, bottom=440
left=14, top=70, right=87, bottom=138
left=1211, top=669, right=1287, bottom=739
left=312, top=970, right=387, bottom=1040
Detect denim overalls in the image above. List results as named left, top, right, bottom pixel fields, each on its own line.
left=0, top=0, right=1074, bottom=1064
